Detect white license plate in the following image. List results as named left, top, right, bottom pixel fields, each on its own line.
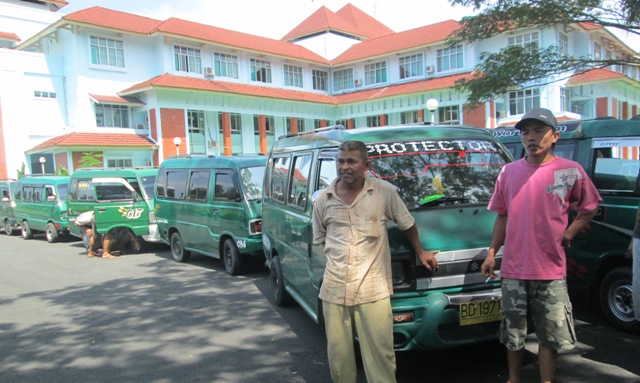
left=459, top=299, right=502, bottom=326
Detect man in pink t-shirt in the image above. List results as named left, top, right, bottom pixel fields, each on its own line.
left=481, top=108, right=601, bottom=383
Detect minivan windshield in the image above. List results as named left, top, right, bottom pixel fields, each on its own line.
left=241, top=166, right=266, bottom=200
left=367, top=139, right=509, bottom=208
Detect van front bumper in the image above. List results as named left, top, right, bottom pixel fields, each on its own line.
left=390, top=288, right=502, bottom=351
left=142, top=224, right=163, bottom=243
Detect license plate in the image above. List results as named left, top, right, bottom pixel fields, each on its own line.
left=459, top=299, right=502, bottom=326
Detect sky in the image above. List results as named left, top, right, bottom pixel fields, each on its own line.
left=60, top=0, right=639, bottom=51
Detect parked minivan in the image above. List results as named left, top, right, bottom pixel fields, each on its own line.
left=67, top=168, right=161, bottom=251
left=262, top=124, right=513, bottom=351
left=13, top=175, right=70, bottom=242
left=491, top=118, right=640, bottom=332
left=155, top=154, right=267, bottom=275
left=0, top=179, right=19, bottom=235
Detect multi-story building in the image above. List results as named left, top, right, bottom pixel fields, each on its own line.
left=0, top=0, right=638, bottom=178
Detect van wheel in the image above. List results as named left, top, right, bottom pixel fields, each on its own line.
left=170, top=232, right=191, bottom=262
left=21, top=221, right=33, bottom=240
left=223, top=239, right=243, bottom=276
left=4, top=219, right=15, bottom=235
left=45, top=223, right=59, bottom=243
left=271, top=256, right=293, bottom=307
left=600, top=267, right=640, bottom=333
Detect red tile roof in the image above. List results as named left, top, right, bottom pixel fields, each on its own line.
left=119, top=72, right=471, bottom=105
left=566, top=68, right=627, bottom=85
left=332, top=20, right=461, bottom=64
left=63, top=6, right=163, bottom=35
left=28, top=132, right=155, bottom=152
left=89, top=94, right=144, bottom=105
left=281, top=6, right=366, bottom=41
left=0, top=31, right=20, bottom=42
left=335, top=4, right=394, bottom=38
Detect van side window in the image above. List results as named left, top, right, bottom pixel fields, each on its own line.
left=156, top=169, right=166, bottom=197
left=269, top=156, right=290, bottom=203
left=69, top=179, right=96, bottom=201
left=188, top=171, right=210, bottom=201
left=95, top=182, right=135, bottom=201
left=33, top=186, right=43, bottom=202
left=22, top=186, right=33, bottom=202
left=1, top=187, right=8, bottom=200
left=288, top=154, right=312, bottom=209
left=44, top=186, right=55, bottom=202
left=166, top=170, right=188, bottom=199
left=554, top=142, right=576, bottom=160
left=214, top=172, right=236, bottom=200
left=316, top=157, right=337, bottom=192
left=593, top=145, right=639, bottom=191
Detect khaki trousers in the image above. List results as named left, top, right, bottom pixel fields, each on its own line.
left=322, top=298, right=397, bottom=383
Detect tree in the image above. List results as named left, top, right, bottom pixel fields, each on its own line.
left=447, top=0, right=640, bottom=106
left=77, top=152, right=104, bottom=168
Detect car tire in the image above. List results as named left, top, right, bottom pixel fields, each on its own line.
left=600, top=267, right=640, bottom=334
left=223, top=238, right=243, bottom=276
left=21, top=221, right=33, bottom=240
left=170, top=231, right=191, bottom=262
left=271, top=256, right=294, bottom=307
left=45, top=223, right=59, bottom=243
left=4, top=219, right=15, bottom=236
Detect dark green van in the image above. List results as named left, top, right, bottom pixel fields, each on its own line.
left=262, top=124, right=512, bottom=351
left=67, top=168, right=161, bottom=250
left=0, top=179, right=19, bottom=235
left=14, top=175, right=70, bottom=242
left=491, top=118, right=640, bottom=332
left=155, top=155, right=267, bottom=275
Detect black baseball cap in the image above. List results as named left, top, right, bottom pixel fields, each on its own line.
left=515, top=108, right=558, bottom=130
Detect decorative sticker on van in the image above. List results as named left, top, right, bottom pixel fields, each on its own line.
left=237, top=239, right=247, bottom=249
left=366, top=140, right=499, bottom=156
left=118, top=206, right=144, bottom=219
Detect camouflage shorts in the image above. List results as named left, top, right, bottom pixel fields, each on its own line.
left=499, top=278, right=576, bottom=351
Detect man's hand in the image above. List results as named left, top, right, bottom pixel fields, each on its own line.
left=418, top=250, right=440, bottom=271
left=481, top=255, right=496, bottom=278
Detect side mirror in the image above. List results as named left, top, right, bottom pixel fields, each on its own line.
left=1, top=197, right=9, bottom=203
left=46, top=195, right=56, bottom=202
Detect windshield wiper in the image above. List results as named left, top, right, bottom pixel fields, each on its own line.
left=418, top=194, right=469, bottom=207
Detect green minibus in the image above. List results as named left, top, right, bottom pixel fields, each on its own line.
left=67, top=167, right=161, bottom=251
left=155, top=155, right=267, bottom=275
left=491, top=118, right=640, bottom=333
left=262, top=124, right=512, bottom=351
left=14, top=175, right=70, bottom=242
left=0, top=179, right=19, bottom=235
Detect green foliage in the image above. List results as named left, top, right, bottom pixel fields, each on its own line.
left=55, top=166, right=70, bottom=176
left=16, top=162, right=26, bottom=179
left=77, top=152, right=104, bottom=168
left=447, top=0, right=640, bottom=106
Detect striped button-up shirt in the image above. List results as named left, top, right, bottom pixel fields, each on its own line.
left=312, top=176, right=415, bottom=306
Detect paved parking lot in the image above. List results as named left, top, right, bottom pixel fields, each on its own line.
left=1, top=233, right=639, bottom=382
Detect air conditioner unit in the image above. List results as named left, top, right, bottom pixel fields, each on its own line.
left=354, top=79, right=362, bottom=86
left=208, top=140, right=218, bottom=149
left=204, top=67, right=215, bottom=79
left=425, top=65, right=435, bottom=75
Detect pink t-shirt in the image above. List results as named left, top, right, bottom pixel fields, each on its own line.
left=488, top=156, right=601, bottom=280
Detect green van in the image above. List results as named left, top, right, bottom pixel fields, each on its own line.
left=13, top=175, right=70, bottom=242
left=67, top=167, right=161, bottom=251
left=491, top=118, right=640, bottom=332
left=262, top=124, right=512, bottom=351
left=0, top=179, right=19, bottom=235
left=154, top=155, right=267, bottom=275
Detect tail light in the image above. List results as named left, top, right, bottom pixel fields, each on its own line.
left=249, top=219, right=262, bottom=235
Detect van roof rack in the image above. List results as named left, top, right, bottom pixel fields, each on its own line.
left=279, top=124, right=345, bottom=140
left=167, top=154, right=216, bottom=159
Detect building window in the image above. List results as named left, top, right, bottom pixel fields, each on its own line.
left=399, top=54, right=423, bottom=79
left=286, top=118, right=305, bottom=133
left=333, top=68, right=354, bottom=91
left=218, top=112, right=242, bottom=133
left=250, top=59, right=272, bottom=83
left=34, top=91, right=56, bottom=99
left=95, top=104, right=129, bottom=128
left=401, top=111, right=419, bottom=124
left=436, top=45, right=463, bottom=72
left=509, top=88, right=540, bottom=115
left=364, top=61, right=387, bottom=85
left=214, top=53, right=239, bottom=78
left=312, top=69, right=328, bottom=91
left=558, top=33, right=569, bottom=55
left=438, top=105, right=460, bottom=124
left=90, top=36, right=125, bottom=68
left=314, top=120, right=323, bottom=129
left=188, top=110, right=206, bottom=154
left=508, top=32, right=539, bottom=51
left=253, top=115, right=275, bottom=135
left=284, top=64, right=303, bottom=88
left=560, top=88, right=570, bottom=112
left=366, top=115, right=386, bottom=127
left=594, top=42, right=602, bottom=59
left=174, top=45, right=202, bottom=74
left=107, top=159, right=132, bottom=168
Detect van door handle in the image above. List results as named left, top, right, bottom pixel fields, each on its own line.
left=98, top=208, right=106, bottom=212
